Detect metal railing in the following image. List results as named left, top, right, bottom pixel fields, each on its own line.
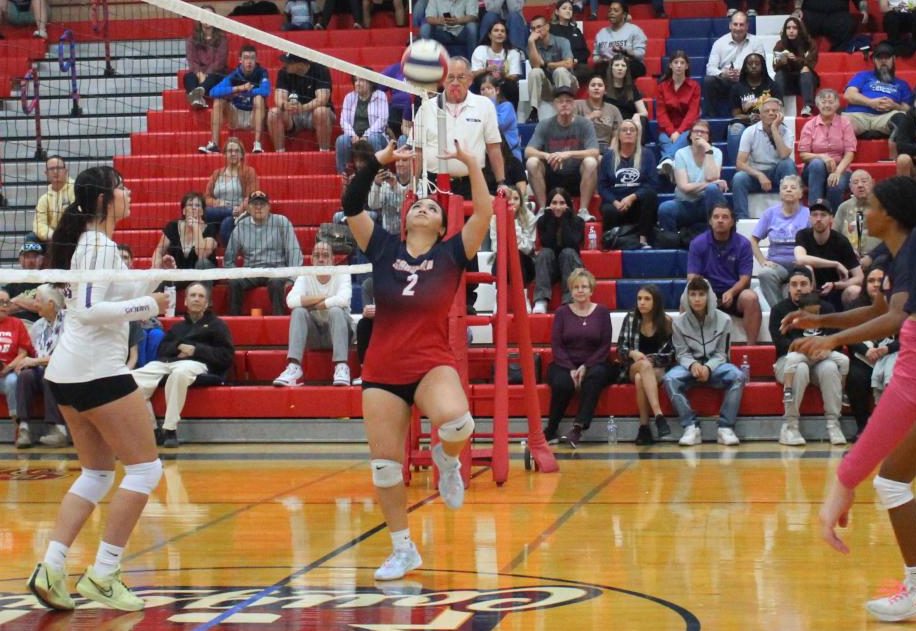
left=20, top=65, right=47, bottom=161
left=90, top=0, right=116, bottom=77
left=58, top=29, right=82, bottom=116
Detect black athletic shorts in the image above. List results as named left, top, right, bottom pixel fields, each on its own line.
left=361, top=380, right=421, bottom=406
left=47, top=374, right=138, bottom=412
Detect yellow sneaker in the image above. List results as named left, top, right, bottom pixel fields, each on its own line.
left=76, top=566, right=144, bottom=611
left=27, top=563, right=75, bottom=610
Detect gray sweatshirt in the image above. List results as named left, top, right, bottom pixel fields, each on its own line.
left=224, top=213, right=303, bottom=269
left=593, top=23, right=647, bottom=61
left=672, top=280, right=732, bottom=372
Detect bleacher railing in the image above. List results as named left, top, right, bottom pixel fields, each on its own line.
left=90, top=0, right=116, bottom=77
left=20, top=66, right=47, bottom=161
left=58, top=30, right=82, bottom=116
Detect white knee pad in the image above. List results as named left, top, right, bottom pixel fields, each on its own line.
left=874, top=475, right=915, bottom=510
left=68, top=468, right=116, bottom=505
left=119, top=459, right=163, bottom=496
left=371, top=459, right=403, bottom=488
left=438, top=412, right=475, bottom=443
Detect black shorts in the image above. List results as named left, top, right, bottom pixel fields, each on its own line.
left=546, top=165, right=582, bottom=196
left=47, top=374, right=138, bottom=412
left=362, top=380, right=421, bottom=406
left=715, top=290, right=743, bottom=316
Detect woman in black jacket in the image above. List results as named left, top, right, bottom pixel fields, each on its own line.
left=532, top=187, right=585, bottom=314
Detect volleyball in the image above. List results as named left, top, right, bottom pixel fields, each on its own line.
left=401, top=39, right=450, bottom=88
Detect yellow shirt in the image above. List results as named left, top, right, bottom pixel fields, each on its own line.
left=33, top=179, right=75, bottom=241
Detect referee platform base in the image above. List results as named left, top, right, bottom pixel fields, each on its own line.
left=1, top=416, right=859, bottom=446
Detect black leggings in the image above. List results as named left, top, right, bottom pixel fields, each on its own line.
left=544, top=361, right=616, bottom=437
left=601, top=189, right=658, bottom=241
left=846, top=353, right=874, bottom=434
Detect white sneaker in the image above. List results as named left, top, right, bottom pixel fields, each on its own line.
left=374, top=542, right=422, bottom=581
left=252, top=141, right=263, bottom=154
left=827, top=421, right=847, bottom=446
left=198, top=141, right=219, bottom=154
left=33, top=28, right=48, bottom=39
left=352, top=377, right=363, bottom=385
left=779, top=422, right=806, bottom=446
left=577, top=208, right=596, bottom=222
left=532, top=300, right=548, bottom=314
left=431, top=443, right=464, bottom=509
left=679, top=424, right=702, bottom=446
left=657, top=157, right=675, bottom=181
left=333, top=363, right=351, bottom=386
left=717, top=427, right=740, bottom=446
left=867, top=585, right=916, bottom=622
left=273, top=363, right=303, bottom=387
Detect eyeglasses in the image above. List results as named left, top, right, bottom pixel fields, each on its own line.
left=46, top=166, right=66, bottom=172
left=0, top=300, right=11, bottom=307
left=690, top=129, right=709, bottom=135
left=446, top=74, right=469, bottom=83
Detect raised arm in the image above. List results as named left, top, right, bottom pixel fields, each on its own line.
left=442, top=140, right=493, bottom=260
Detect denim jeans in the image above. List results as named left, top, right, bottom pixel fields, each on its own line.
left=731, top=158, right=797, bottom=219
left=479, top=9, right=529, bottom=51
left=420, top=22, right=479, bottom=59
left=658, top=131, right=690, bottom=161
left=657, top=183, right=726, bottom=232
left=1, top=371, right=18, bottom=418
left=726, top=121, right=748, bottom=167
left=802, top=159, right=850, bottom=212
left=663, top=363, right=747, bottom=427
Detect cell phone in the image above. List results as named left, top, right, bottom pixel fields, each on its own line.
left=443, top=12, right=452, bottom=17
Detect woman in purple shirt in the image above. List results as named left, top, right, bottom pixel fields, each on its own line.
left=544, top=268, right=615, bottom=447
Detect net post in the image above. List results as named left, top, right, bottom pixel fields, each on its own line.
left=490, top=190, right=510, bottom=484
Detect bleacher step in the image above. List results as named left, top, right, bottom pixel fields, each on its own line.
left=1, top=95, right=163, bottom=117
left=48, top=40, right=185, bottom=59
left=1, top=137, right=130, bottom=161
left=36, top=57, right=184, bottom=78
left=11, top=76, right=176, bottom=98
left=1, top=114, right=146, bottom=140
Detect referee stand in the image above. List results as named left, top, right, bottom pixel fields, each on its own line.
left=402, top=184, right=558, bottom=489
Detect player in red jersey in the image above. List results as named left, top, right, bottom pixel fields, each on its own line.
left=342, top=139, right=492, bottom=580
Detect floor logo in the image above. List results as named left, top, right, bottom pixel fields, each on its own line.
left=0, top=467, right=68, bottom=481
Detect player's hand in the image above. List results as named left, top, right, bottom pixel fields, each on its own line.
left=376, top=140, right=414, bottom=166
left=819, top=477, right=854, bottom=554
left=159, top=254, right=177, bottom=270
left=151, top=292, right=171, bottom=314
left=789, top=334, right=837, bottom=357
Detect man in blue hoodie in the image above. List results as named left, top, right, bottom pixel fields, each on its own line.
left=664, top=276, right=747, bottom=446
left=199, top=45, right=271, bottom=155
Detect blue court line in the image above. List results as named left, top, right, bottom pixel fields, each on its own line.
left=192, top=467, right=492, bottom=631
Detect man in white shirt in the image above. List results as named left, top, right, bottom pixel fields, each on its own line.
left=32, top=156, right=74, bottom=242
left=703, top=11, right=765, bottom=116
left=273, top=241, right=354, bottom=387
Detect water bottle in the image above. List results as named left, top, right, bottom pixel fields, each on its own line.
left=587, top=225, right=598, bottom=250
left=164, top=284, right=177, bottom=318
left=740, top=354, right=751, bottom=382
left=607, top=416, right=618, bottom=445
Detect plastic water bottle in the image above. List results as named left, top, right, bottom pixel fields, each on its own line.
left=607, top=416, right=618, bottom=445
left=587, top=225, right=598, bottom=250
left=740, top=354, right=751, bottom=382
left=164, top=284, right=177, bottom=318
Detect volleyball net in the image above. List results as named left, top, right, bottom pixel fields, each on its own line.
left=0, top=0, right=437, bottom=287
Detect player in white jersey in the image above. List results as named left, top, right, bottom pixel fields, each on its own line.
left=27, top=166, right=172, bottom=612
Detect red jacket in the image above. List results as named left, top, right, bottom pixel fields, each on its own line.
left=0, top=316, right=34, bottom=365
left=656, top=78, right=701, bottom=136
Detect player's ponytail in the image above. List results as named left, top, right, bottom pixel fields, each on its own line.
left=50, top=166, right=120, bottom=269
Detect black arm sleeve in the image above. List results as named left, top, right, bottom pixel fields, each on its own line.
left=342, top=154, right=382, bottom=217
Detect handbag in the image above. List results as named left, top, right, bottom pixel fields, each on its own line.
left=494, top=352, right=542, bottom=384
left=317, top=222, right=356, bottom=254
left=602, top=224, right=642, bottom=250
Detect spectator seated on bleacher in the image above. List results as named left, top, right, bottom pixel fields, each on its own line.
left=420, top=0, right=479, bottom=60
left=751, top=174, right=810, bottom=308
left=184, top=7, right=228, bottom=109
left=598, top=120, right=658, bottom=249
left=616, top=284, right=675, bottom=445
left=687, top=202, right=762, bottom=344
left=835, top=170, right=882, bottom=265
left=772, top=16, right=818, bottom=118
left=843, top=42, right=912, bottom=154
left=203, top=137, right=259, bottom=245
left=355, top=277, right=374, bottom=385
left=267, top=53, right=333, bottom=153
left=317, top=0, right=362, bottom=30
left=664, top=277, right=746, bottom=447
left=702, top=11, right=766, bottom=117
left=793, top=198, right=863, bottom=311
left=152, top=192, right=218, bottom=276
left=574, top=74, right=624, bottom=154
left=726, top=0, right=760, bottom=17
left=224, top=190, right=303, bottom=316
left=480, top=0, right=528, bottom=53
left=282, top=0, right=314, bottom=30
left=481, top=77, right=523, bottom=162
left=0, top=0, right=47, bottom=39
left=727, top=53, right=782, bottom=167
left=733, top=97, right=797, bottom=220
left=366, top=157, right=410, bottom=236
left=4, top=238, right=45, bottom=323
left=551, top=0, right=592, bottom=84
left=489, top=185, right=536, bottom=299
left=525, top=85, right=599, bottom=219
left=199, top=45, right=270, bottom=155
left=592, top=1, right=648, bottom=79
left=893, top=107, right=916, bottom=177
left=472, top=21, right=523, bottom=109
left=532, top=187, right=584, bottom=314
left=798, top=88, right=856, bottom=212
left=0, top=288, right=35, bottom=448
left=334, top=140, right=377, bottom=223
left=32, top=156, right=74, bottom=244
left=605, top=54, right=650, bottom=134
left=132, top=282, right=234, bottom=448
left=793, top=0, right=862, bottom=53
left=769, top=267, right=848, bottom=446
left=543, top=268, right=615, bottom=447
left=882, top=0, right=916, bottom=57
left=335, top=76, right=389, bottom=176
left=14, top=284, right=66, bottom=449
left=657, top=119, right=728, bottom=238
left=362, top=0, right=405, bottom=28
left=526, top=14, right=578, bottom=124
left=273, top=241, right=355, bottom=388
left=655, top=51, right=701, bottom=179
left=117, top=244, right=166, bottom=371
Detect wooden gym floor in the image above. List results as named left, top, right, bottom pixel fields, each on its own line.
left=0, top=442, right=907, bottom=630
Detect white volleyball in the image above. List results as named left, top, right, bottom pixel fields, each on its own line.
left=401, top=39, right=450, bottom=87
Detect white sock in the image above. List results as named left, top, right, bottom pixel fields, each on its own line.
left=436, top=448, right=459, bottom=469
left=19, top=421, right=28, bottom=431
left=905, top=565, right=916, bottom=589
left=43, top=540, right=69, bottom=572
left=93, top=541, right=124, bottom=578
left=390, top=528, right=412, bottom=550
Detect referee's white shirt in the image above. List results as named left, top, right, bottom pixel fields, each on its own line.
left=46, top=231, right=159, bottom=383
left=413, top=92, right=502, bottom=177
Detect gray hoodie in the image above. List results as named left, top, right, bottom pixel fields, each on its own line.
left=672, top=279, right=732, bottom=372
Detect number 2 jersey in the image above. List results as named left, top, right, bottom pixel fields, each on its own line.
left=361, top=222, right=469, bottom=384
